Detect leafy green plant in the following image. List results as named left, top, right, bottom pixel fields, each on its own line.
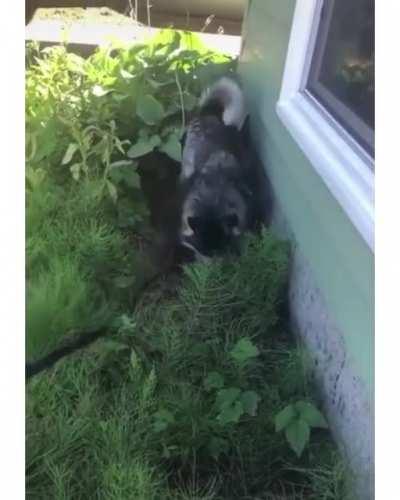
left=230, top=337, right=260, bottom=364
left=204, top=338, right=262, bottom=426
left=26, top=29, right=235, bottom=209
left=25, top=30, right=235, bottom=358
left=275, top=401, right=329, bottom=457
left=26, top=32, right=349, bottom=499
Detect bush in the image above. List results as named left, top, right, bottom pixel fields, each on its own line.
left=26, top=31, right=236, bottom=358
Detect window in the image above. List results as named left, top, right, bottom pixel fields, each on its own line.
left=276, top=0, right=375, bottom=250
left=307, top=0, right=374, bottom=158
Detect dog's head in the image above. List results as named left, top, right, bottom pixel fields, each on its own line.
left=180, top=160, right=249, bottom=258
left=182, top=209, right=241, bottom=259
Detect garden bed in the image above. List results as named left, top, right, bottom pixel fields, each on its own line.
left=26, top=31, right=351, bottom=499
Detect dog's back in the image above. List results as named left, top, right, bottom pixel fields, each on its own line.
left=180, top=115, right=243, bottom=182
left=177, top=77, right=263, bottom=260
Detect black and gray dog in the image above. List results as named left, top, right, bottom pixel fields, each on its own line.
left=178, top=77, right=271, bottom=261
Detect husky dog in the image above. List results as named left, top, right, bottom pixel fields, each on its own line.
left=178, top=77, right=267, bottom=261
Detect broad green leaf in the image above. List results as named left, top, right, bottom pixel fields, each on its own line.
left=215, top=387, right=241, bottom=410
left=26, top=167, right=46, bottom=189
left=110, top=164, right=141, bottom=189
left=130, top=349, right=139, bottom=369
left=62, top=143, right=78, bottom=165
left=275, top=404, right=296, bottom=432
left=180, top=31, right=209, bottom=53
left=230, top=338, right=259, bottom=364
left=66, top=53, right=85, bottom=74
left=127, top=141, right=154, bottom=159
left=138, top=128, right=150, bottom=139
left=204, top=372, right=224, bottom=391
left=124, top=170, right=141, bottom=189
left=160, top=125, right=180, bottom=139
left=112, top=93, right=129, bottom=103
left=70, top=163, right=81, bottom=181
left=92, top=84, right=111, bottom=97
left=123, top=170, right=141, bottom=189
left=117, top=207, right=137, bottom=229
left=217, top=400, right=244, bottom=425
left=127, top=135, right=161, bottom=158
left=153, top=409, right=175, bottom=433
left=148, top=30, right=181, bottom=56
left=285, top=419, right=310, bottom=458
left=106, top=180, right=118, bottom=203
left=165, top=101, right=182, bottom=116
left=136, top=94, right=165, bottom=125
left=150, top=135, right=163, bottom=148
left=26, top=132, right=37, bottom=162
left=113, top=275, right=136, bottom=288
left=159, top=134, right=182, bottom=162
left=110, top=160, right=135, bottom=168
left=173, top=49, right=201, bottom=61
left=183, top=92, right=197, bottom=111
left=33, top=124, right=58, bottom=162
left=295, top=402, right=328, bottom=429
left=115, top=138, right=130, bottom=155
left=215, top=387, right=244, bottom=424
left=119, top=314, right=136, bottom=331
left=120, top=68, right=135, bottom=80
left=147, top=76, right=175, bottom=89
left=240, top=390, right=261, bottom=417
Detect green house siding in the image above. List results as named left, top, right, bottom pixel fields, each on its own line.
left=239, top=0, right=373, bottom=394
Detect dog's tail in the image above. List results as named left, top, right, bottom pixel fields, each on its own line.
left=199, top=77, right=247, bottom=129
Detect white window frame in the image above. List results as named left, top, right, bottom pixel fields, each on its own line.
left=276, top=0, right=374, bottom=251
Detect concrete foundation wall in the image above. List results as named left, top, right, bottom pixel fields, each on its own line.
left=28, top=0, right=246, bottom=20
left=147, top=0, right=245, bottom=20
left=273, top=204, right=374, bottom=499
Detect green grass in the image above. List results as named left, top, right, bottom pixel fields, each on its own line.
left=26, top=232, right=350, bottom=499
left=26, top=174, right=140, bottom=359
left=26, top=32, right=351, bottom=499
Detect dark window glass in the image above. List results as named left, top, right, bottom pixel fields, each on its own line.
left=307, top=0, right=374, bottom=157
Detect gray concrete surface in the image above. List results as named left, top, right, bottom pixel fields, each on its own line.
left=25, top=19, right=242, bottom=57
left=273, top=205, right=374, bottom=500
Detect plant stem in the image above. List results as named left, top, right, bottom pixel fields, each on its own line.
left=175, top=69, right=185, bottom=134
left=147, top=0, right=151, bottom=29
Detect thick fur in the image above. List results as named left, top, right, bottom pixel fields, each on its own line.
left=199, top=76, right=247, bottom=129
left=178, top=77, right=269, bottom=260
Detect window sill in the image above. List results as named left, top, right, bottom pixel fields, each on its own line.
left=276, top=0, right=374, bottom=251
left=276, top=91, right=374, bottom=250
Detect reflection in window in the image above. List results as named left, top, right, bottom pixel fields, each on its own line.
left=307, top=0, right=374, bottom=157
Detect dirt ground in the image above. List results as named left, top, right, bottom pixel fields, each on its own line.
left=32, top=7, right=243, bottom=35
